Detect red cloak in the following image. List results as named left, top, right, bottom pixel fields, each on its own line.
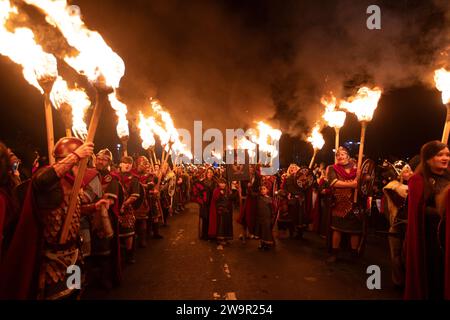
left=445, top=187, right=450, bottom=300
left=404, top=173, right=450, bottom=299
left=0, top=184, right=41, bottom=299
left=0, top=168, right=105, bottom=299
left=237, top=193, right=257, bottom=233
left=404, top=173, right=427, bottom=299
left=208, top=188, right=221, bottom=238
left=0, top=189, right=7, bottom=258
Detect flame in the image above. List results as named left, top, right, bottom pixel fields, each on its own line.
left=321, top=94, right=346, bottom=128
left=434, top=68, right=450, bottom=105
left=211, top=150, right=222, bottom=161
left=138, top=112, right=156, bottom=150
left=340, top=87, right=382, bottom=122
left=24, top=0, right=130, bottom=138
left=254, top=121, right=282, bottom=157
left=151, top=101, right=193, bottom=159
left=149, top=100, right=193, bottom=159
left=24, top=0, right=125, bottom=88
left=108, top=93, right=129, bottom=138
left=50, top=76, right=90, bottom=138
left=0, top=1, right=57, bottom=93
left=237, top=136, right=256, bottom=151
left=307, top=124, right=325, bottom=150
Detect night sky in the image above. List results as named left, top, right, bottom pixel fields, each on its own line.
left=0, top=0, right=449, bottom=169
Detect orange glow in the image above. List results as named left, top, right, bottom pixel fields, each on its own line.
left=434, top=68, right=450, bottom=104
left=307, top=124, right=325, bottom=150
left=340, top=86, right=382, bottom=122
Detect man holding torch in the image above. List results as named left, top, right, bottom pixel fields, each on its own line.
left=0, top=137, right=111, bottom=299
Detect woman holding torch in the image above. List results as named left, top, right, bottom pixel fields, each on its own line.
left=325, top=146, right=360, bottom=263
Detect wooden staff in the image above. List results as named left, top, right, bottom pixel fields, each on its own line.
left=147, top=148, right=155, bottom=171
left=161, top=145, right=166, bottom=164
left=353, top=121, right=367, bottom=203
left=334, top=127, right=340, bottom=164
left=121, top=136, right=129, bottom=157
left=335, top=127, right=340, bottom=155
left=309, top=149, right=318, bottom=169
left=39, top=77, right=57, bottom=165
left=163, top=141, right=174, bottom=168
left=151, top=147, right=158, bottom=165
left=59, top=83, right=112, bottom=244
left=60, top=103, right=73, bottom=138
left=441, top=104, right=450, bottom=144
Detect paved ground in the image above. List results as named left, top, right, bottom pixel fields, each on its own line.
left=85, top=203, right=402, bottom=300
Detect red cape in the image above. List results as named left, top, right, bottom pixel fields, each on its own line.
left=404, top=173, right=428, bottom=299
left=237, top=193, right=257, bottom=232
left=0, top=190, right=6, bottom=258
left=208, top=188, right=221, bottom=238
left=404, top=173, right=450, bottom=299
left=0, top=167, right=107, bottom=299
left=0, top=185, right=41, bottom=299
left=445, top=187, right=450, bottom=299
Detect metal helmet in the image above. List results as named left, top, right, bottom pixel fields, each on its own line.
left=96, top=148, right=113, bottom=163
left=53, top=137, right=84, bottom=160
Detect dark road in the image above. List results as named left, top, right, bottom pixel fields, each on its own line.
left=85, top=203, right=402, bottom=300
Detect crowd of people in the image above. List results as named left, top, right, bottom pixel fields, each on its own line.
left=0, top=137, right=449, bottom=300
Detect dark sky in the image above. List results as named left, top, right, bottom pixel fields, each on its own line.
left=0, top=0, right=449, bottom=168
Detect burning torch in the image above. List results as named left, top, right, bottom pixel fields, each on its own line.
left=341, top=86, right=382, bottom=202
left=307, top=124, right=325, bottom=169
left=38, top=75, right=57, bottom=165
left=60, top=103, right=73, bottom=137
left=322, top=96, right=346, bottom=158
left=138, top=111, right=157, bottom=171
left=434, top=68, right=450, bottom=144
left=60, top=78, right=113, bottom=244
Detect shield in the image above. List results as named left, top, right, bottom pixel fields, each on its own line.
left=295, top=167, right=314, bottom=190
left=358, top=159, right=376, bottom=198
left=168, top=176, right=176, bottom=197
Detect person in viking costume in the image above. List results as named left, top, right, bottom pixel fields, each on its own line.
left=382, top=160, right=413, bottom=288
left=0, top=137, right=109, bottom=299
left=112, top=156, right=140, bottom=265
left=405, top=141, right=450, bottom=300
left=94, top=148, right=122, bottom=288
left=325, top=147, right=359, bottom=263
left=133, top=156, right=152, bottom=248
